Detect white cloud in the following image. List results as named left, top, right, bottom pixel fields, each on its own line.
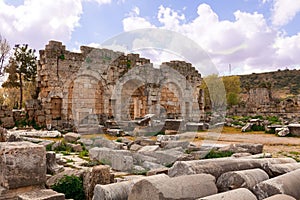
left=0, top=0, right=83, bottom=50
left=271, top=0, right=300, bottom=26
left=83, top=0, right=111, bottom=5
left=122, top=6, right=155, bottom=32
left=121, top=3, right=300, bottom=75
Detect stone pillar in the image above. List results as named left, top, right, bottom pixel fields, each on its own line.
left=0, top=142, right=46, bottom=199
left=168, top=158, right=296, bottom=178
left=128, top=174, right=217, bottom=200
left=253, top=169, right=300, bottom=200
left=93, top=174, right=169, bottom=200
left=216, top=168, right=269, bottom=192
left=198, top=188, right=257, bottom=200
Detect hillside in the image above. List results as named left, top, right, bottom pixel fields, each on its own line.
left=239, top=69, right=300, bottom=99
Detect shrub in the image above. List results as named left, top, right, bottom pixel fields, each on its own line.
left=204, top=150, right=234, bottom=159
left=51, top=175, right=85, bottom=200
left=251, top=124, right=265, bottom=131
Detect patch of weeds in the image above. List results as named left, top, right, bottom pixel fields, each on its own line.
left=116, top=138, right=122, bottom=143
left=45, top=143, right=53, bottom=151
left=66, top=159, right=74, bottom=163
left=251, top=125, right=265, bottom=131
left=289, top=151, right=300, bottom=155
left=132, top=169, right=149, bottom=176
left=164, top=163, right=174, bottom=168
left=81, top=160, right=102, bottom=167
left=51, top=175, right=85, bottom=200
left=79, top=150, right=89, bottom=158
left=204, top=150, right=234, bottom=159
left=61, top=151, right=71, bottom=156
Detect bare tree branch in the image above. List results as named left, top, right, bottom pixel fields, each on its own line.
left=0, top=34, right=10, bottom=76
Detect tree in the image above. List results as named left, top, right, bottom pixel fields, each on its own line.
left=2, top=44, right=37, bottom=109
left=0, top=34, right=10, bottom=76
left=222, top=76, right=241, bottom=107
left=200, top=74, right=227, bottom=111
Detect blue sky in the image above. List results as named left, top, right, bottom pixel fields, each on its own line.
left=0, top=0, right=300, bottom=75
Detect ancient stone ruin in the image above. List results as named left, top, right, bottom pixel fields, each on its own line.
left=36, top=41, right=204, bottom=132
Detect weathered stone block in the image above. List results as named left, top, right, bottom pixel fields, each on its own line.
left=83, top=165, right=112, bottom=200
left=0, top=142, right=46, bottom=189
left=216, top=168, right=269, bottom=192
left=17, top=189, right=65, bottom=200
left=64, top=132, right=80, bottom=142
left=198, top=188, right=257, bottom=200
left=253, top=169, right=300, bottom=200
left=128, top=174, right=217, bottom=200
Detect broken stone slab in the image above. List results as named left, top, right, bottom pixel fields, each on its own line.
left=135, top=137, right=156, bottom=146
left=218, top=143, right=263, bottom=154
left=17, top=189, right=65, bottom=200
left=83, top=165, right=113, bottom=200
left=146, top=167, right=169, bottom=176
left=0, top=185, right=44, bottom=200
left=137, top=145, right=160, bottom=152
left=140, top=147, right=185, bottom=166
left=242, top=153, right=272, bottom=159
left=216, top=168, right=269, bottom=192
left=186, top=122, right=208, bottom=131
left=197, top=188, right=257, bottom=200
left=253, top=169, right=300, bottom=200
left=46, top=152, right=64, bottom=175
left=106, top=129, right=125, bottom=137
left=92, top=174, right=169, bottom=200
left=242, top=123, right=252, bottom=132
left=263, top=194, right=296, bottom=200
left=89, top=147, right=133, bottom=171
left=275, top=127, right=290, bottom=137
left=287, top=123, right=300, bottom=136
left=8, top=130, right=62, bottom=138
left=160, top=140, right=190, bottom=150
left=168, top=158, right=296, bottom=178
left=46, top=168, right=85, bottom=188
left=132, top=153, right=158, bottom=165
left=142, top=161, right=165, bottom=170
left=0, top=142, right=46, bottom=189
left=63, top=132, right=80, bottom=143
left=128, top=174, right=217, bottom=200
left=129, top=144, right=142, bottom=151
left=165, top=130, right=179, bottom=135
left=156, top=132, right=196, bottom=142
left=263, top=163, right=300, bottom=177
left=111, top=154, right=134, bottom=172
left=93, top=137, right=123, bottom=150
left=66, top=143, right=83, bottom=152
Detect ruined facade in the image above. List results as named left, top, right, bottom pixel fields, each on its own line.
left=37, top=41, right=203, bottom=131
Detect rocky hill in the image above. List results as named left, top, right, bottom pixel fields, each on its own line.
left=239, top=69, right=300, bottom=99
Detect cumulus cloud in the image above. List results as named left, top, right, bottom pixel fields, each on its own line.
left=122, top=6, right=155, bottom=32
left=271, top=0, right=300, bottom=27
left=0, top=0, right=83, bottom=50
left=122, top=3, right=300, bottom=75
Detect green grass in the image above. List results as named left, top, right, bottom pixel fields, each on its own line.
left=204, top=150, right=234, bottom=159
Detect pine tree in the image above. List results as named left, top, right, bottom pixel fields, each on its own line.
left=2, top=44, right=37, bottom=109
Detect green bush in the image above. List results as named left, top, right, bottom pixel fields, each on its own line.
left=51, top=175, right=85, bottom=200
left=251, top=124, right=265, bottom=131
left=204, top=150, right=234, bottom=159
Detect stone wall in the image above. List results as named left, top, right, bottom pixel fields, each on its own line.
left=227, top=87, right=300, bottom=121
left=37, top=41, right=204, bottom=131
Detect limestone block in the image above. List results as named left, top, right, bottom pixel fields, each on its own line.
left=263, top=163, right=300, bottom=177
left=111, top=154, right=134, bottom=171
left=160, top=141, right=189, bottom=150
left=128, top=174, right=217, bottom=200
left=138, top=145, right=160, bottom=152
left=218, top=143, right=263, bottom=154
left=168, top=158, right=296, bottom=178
left=263, top=194, right=296, bottom=200
left=141, top=148, right=185, bottom=165
left=46, top=152, right=64, bottom=175
left=216, top=168, right=269, bottom=192
left=253, top=169, right=300, bottom=200
left=0, top=142, right=46, bottom=189
left=64, top=132, right=80, bottom=142
left=287, top=124, right=300, bottom=136
left=83, top=165, right=112, bottom=200
left=17, top=189, right=65, bottom=200
left=197, top=188, right=257, bottom=200
left=93, top=174, right=169, bottom=200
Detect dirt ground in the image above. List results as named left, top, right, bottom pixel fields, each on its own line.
left=194, top=127, right=300, bottom=161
